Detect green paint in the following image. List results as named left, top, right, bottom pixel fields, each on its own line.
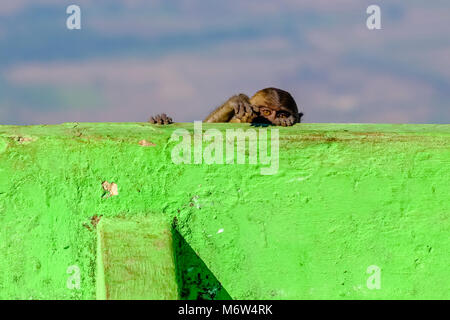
left=96, top=222, right=106, bottom=300
left=95, top=216, right=231, bottom=300
left=0, top=123, right=448, bottom=299
left=96, top=216, right=178, bottom=300
left=0, top=137, right=7, bottom=154
left=173, top=228, right=232, bottom=300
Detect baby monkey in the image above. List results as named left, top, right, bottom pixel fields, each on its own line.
left=149, top=87, right=303, bottom=126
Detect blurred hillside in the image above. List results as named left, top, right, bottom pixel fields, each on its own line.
left=0, top=0, right=449, bottom=124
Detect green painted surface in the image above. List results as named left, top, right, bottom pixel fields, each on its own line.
left=96, top=216, right=178, bottom=300
left=0, top=123, right=449, bottom=299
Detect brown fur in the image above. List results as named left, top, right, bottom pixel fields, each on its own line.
left=150, top=87, right=302, bottom=126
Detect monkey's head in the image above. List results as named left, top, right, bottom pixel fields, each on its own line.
left=250, top=88, right=302, bottom=126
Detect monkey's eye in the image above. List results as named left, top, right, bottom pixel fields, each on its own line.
left=277, top=112, right=289, bottom=118
left=261, top=108, right=272, bottom=116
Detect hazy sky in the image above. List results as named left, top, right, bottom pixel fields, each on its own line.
left=0, top=0, right=449, bottom=125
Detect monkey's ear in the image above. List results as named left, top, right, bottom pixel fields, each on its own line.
left=298, top=112, right=304, bottom=121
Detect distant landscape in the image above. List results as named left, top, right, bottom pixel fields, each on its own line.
left=1, top=0, right=449, bottom=125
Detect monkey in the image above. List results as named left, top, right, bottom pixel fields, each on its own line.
left=205, top=88, right=302, bottom=126
left=149, top=87, right=303, bottom=126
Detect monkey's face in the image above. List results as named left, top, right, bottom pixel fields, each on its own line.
left=259, top=107, right=292, bottom=123
left=250, top=88, right=300, bottom=126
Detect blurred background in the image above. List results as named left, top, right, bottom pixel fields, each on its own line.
left=0, top=0, right=449, bottom=125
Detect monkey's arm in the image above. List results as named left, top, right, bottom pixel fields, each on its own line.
left=204, top=94, right=257, bottom=123
left=148, top=94, right=259, bottom=124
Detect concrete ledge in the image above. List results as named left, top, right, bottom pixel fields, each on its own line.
left=96, top=216, right=178, bottom=300
left=0, top=123, right=448, bottom=299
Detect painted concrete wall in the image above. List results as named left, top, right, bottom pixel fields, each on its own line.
left=0, top=123, right=448, bottom=299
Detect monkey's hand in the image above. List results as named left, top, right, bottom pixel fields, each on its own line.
left=272, top=114, right=297, bottom=127
left=204, top=93, right=257, bottom=123
left=149, top=113, right=173, bottom=125
left=230, top=94, right=259, bottom=123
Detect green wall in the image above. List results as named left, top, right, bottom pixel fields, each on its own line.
left=0, top=123, right=448, bottom=299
